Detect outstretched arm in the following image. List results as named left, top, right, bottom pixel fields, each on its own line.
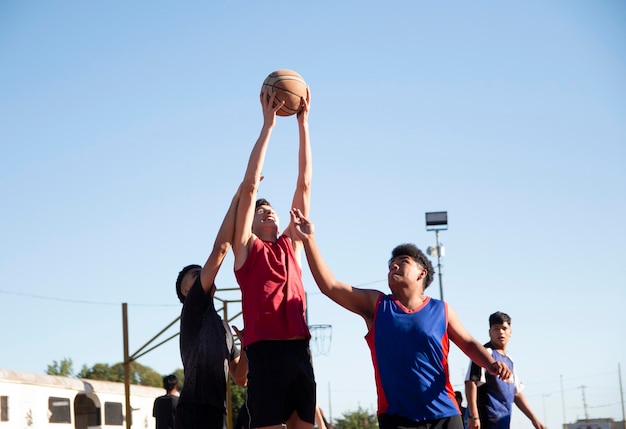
left=290, top=208, right=380, bottom=328
left=285, top=88, right=312, bottom=258
left=233, top=91, right=283, bottom=271
left=447, top=305, right=512, bottom=381
left=200, top=184, right=242, bottom=292
left=514, top=393, right=545, bottom=429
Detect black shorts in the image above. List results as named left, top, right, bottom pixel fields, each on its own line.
left=378, top=414, right=464, bottom=429
left=175, top=403, right=225, bottom=429
left=245, top=339, right=316, bottom=427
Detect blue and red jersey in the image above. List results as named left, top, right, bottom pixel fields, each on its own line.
left=366, top=294, right=460, bottom=422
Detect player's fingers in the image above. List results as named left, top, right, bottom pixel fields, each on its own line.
left=273, top=99, right=284, bottom=113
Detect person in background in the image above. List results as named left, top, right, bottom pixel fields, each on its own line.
left=465, top=311, right=544, bottom=429
left=153, top=374, right=179, bottom=429
left=455, top=390, right=468, bottom=429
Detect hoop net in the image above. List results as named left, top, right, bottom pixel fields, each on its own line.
left=308, top=324, right=332, bottom=356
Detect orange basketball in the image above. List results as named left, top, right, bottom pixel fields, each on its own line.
left=261, top=69, right=308, bottom=116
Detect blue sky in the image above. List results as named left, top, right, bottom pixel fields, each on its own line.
left=1, top=1, right=625, bottom=427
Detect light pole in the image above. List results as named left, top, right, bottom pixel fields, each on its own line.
left=425, top=211, right=447, bottom=301
left=542, top=393, right=550, bottom=428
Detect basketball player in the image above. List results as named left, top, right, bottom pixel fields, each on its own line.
left=174, top=185, right=248, bottom=429
left=465, top=311, right=544, bottom=429
left=290, top=209, right=512, bottom=429
left=232, top=88, right=314, bottom=429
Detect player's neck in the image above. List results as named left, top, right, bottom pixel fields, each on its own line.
left=391, top=288, right=426, bottom=311
left=254, top=224, right=278, bottom=242
left=257, top=230, right=278, bottom=242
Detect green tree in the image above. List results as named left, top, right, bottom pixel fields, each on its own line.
left=78, top=363, right=114, bottom=380
left=227, top=379, right=246, bottom=429
left=46, top=357, right=74, bottom=377
left=78, top=361, right=162, bottom=387
left=230, top=379, right=246, bottom=415
left=48, top=358, right=183, bottom=389
left=334, top=407, right=378, bottom=429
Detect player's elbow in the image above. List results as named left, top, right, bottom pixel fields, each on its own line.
left=320, top=280, right=343, bottom=297
left=241, top=180, right=259, bottom=197
left=298, top=177, right=312, bottom=194
left=218, top=240, right=231, bottom=253
left=212, top=241, right=231, bottom=259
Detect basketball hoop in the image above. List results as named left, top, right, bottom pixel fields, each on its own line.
left=308, top=324, right=332, bottom=356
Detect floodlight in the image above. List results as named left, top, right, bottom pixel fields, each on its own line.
left=425, top=211, right=448, bottom=230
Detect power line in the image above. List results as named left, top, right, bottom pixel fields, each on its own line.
left=0, top=278, right=389, bottom=307
left=0, top=288, right=177, bottom=307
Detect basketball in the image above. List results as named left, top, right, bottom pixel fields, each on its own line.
left=261, top=69, right=308, bottom=116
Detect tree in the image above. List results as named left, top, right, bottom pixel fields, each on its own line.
left=333, top=407, right=378, bottom=429
left=77, top=361, right=162, bottom=387
left=78, top=363, right=115, bottom=381
left=46, top=357, right=74, bottom=377
left=47, top=358, right=181, bottom=389
left=229, top=378, right=246, bottom=416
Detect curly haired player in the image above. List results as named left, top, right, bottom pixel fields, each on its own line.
left=290, top=208, right=512, bottom=429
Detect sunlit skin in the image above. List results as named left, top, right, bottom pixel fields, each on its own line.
left=252, top=204, right=279, bottom=241
left=489, top=322, right=512, bottom=353
left=289, top=207, right=513, bottom=384
left=387, top=256, right=428, bottom=310
left=232, top=85, right=313, bottom=429
left=388, top=256, right=427, bottom=288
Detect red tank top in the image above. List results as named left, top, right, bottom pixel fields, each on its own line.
left=235, top=235, right=310, bottom=346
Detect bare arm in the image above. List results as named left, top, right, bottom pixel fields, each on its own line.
left=229, top=325, right=248, bottom=386
left=233, top=91, right=283, bottom=271
left=447, top=305, right=512, bottom=381
left=200, top=184, right=242, bottom=292
left=285, top=88, right=312, bottom=260
left=514, top=392, right=545, bottom=429
left=464, top=380, right=480, bottom=429
left=229, top=351, right=248, bottom=387
left=290, top=208, right=380, bottom=327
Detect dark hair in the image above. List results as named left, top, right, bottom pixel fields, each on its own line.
left=489, top=311, right=512, bottom=327
left=255, top=198, right=271, bottom=209
left=389, top=243, right=434, bottom=289
left=162, top=374, right=178, bottom=392
left=175, top=264, right=201, bottom=304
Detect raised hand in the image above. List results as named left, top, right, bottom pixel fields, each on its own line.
left=296, top=86, right=311, bottom=124
left=259, top=89, right=284, bottom=128
left=231, top=325, right=244, bottom=344
left=290, top=208, right=313, bottom=239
